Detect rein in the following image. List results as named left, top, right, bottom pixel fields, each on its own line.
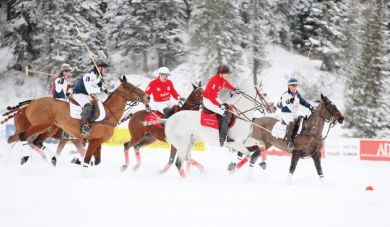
left=229, top=91, right=273, bottom=133
left=97, top=84, right=145, bottom=127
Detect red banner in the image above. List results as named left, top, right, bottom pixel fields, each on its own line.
left=360, top=139, right=390, bottom=161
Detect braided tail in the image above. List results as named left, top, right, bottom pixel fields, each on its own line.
left=1, top=100, right=32, bottom=124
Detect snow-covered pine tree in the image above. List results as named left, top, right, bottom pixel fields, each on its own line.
left=344, top=0, right=389, bottom=138
left=239, top=0, right=270, bottom=85
left=32, top=1, right=107, bottom=78
left=270, top=0, right=302, bottom=49
left=301, top=0, right=348, bottom=72
left=108, top=0, right=186, bottom=73
left=189, top=0, right=244, bottom=84
left=378, top=0, right=390, bottom=137
left=0, top=0, right=39, bottom=72
left=154, top=0, right=187, bottom=68
left=0, top=0, right=107, bottom=86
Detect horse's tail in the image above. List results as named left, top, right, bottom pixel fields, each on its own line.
left=1, top=100, right=32, bottom=124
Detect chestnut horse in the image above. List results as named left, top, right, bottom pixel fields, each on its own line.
left=121, top=83, right=204, bottom=173
left=7, top=76, right=149, bottom=167
left=249, top=94, right=344, bottom=183
left=2, top=105, right=85, bottom=164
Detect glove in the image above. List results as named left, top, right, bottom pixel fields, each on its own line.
left=287, top=97, right=295, bottom=104
left=233, top=88, right=242, bottom=94
left=178, top=97, right=186, bottom=107
left=145, top=105, right=152, bottom=113
left=219, top=105, right=227, bottom=112
left=309, top=106, right=315, bottom=113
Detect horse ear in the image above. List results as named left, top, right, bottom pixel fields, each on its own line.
left=321, top=93, right=324, bottom=101
left=120, top=75, right=127, bottom=83
left=198, top=81, right=202, bottom=88
left=192, top=83, right=197, bottom=90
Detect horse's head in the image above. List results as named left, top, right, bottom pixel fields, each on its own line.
left=118, top=75, right=150, bottom=104
left=319, top=94, right=344, bottom=124
left=181, top=82, right=203, bottom=110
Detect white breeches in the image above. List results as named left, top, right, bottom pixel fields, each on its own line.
left=203, top=98, right=224, bottom=116
left=279, top=112, right=299, bottom=124
left=152, top=100, right=177, bottom=114
left=72, top=94, right=92, bottom=107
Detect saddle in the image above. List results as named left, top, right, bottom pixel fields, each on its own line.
left=144, top=106, right=180, bottom=128
left=144, top=111, right=164, bottom=128
left=200, top=105, right=236, bottom=129
left=68, top=95, right=105, bottom=122
left=272, top=116, right=304, bottom=139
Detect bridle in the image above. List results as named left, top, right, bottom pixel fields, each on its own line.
left=181, top=87, right=203, bottom=111
left=315, top=101, right=340, bottom=140
left=113, top=82, right=145, bottom=104
left=102, top=82, right=146, bottom=127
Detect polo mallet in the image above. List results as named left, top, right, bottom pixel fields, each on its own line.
left=299, top=37, right=321, bottom=77
left=72, top=23, right=101, bottom=77
left=307, top=37, right=321, bottom=58
left=25, top=65, right=53, bottom=77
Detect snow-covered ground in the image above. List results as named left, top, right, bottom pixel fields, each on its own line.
left=0, top=43, right=389, bottom=227
left=0, top=143, right=389, bottom=227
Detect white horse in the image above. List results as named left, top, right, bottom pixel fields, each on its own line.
left=163, top=89, right=265, bottom=178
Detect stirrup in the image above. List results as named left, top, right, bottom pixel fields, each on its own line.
left=219, top=137, right=226, bottom=147
left=80, top=125, right=90, bottom=138
left=287, top=142, right=295, bottom=151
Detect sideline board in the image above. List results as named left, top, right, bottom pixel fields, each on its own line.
left=105, top=128, right=206, bottom=151
left=360, top=139, right=390, bottom=161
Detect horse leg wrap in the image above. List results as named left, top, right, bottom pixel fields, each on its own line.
left=190, top=159, right=204, bottom=172
left=236, top=157, right=248, bottom=169
left=179, top=169, right=186, bottom=178
left=33, top=146, right=46, bottom=160
left=160, top=163, right=172, bottom=174
left=135, top=151, right=141, bottom=165
left=124, top=150, right=130, bottom=166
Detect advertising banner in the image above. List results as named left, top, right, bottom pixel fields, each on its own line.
left=360, top=139, right=390, bottom=161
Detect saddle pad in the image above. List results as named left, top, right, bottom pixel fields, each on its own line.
left=200, top=111, right=236, bottom=130
left=271, top=120, right=287, bottom=139
left=145, top=111, right=163, bottom=128
left=271, top=119, right=304, bottom=139
left=70, top=101, right=106, bottom=121
left=200, top=111, right=219, bottom=129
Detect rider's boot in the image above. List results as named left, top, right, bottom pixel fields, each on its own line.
left=80, top=103, right=92, bottom=138
left=218, top=111, right=233, bottom=146
left=163, top=107, right=172, bottom=119
left=286, top=121, right=295, bottom=151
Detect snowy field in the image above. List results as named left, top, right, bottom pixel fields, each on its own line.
left=0, top=142, right=389, bottom=227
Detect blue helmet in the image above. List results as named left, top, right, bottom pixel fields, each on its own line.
left=288, top=78, right=299, bottom=85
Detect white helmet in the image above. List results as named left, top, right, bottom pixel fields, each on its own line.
left=158, top=67, right=170, bottom=76
left=60, top=63, right=72, bottom=72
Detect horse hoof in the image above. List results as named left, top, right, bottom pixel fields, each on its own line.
left=7, top=135, right=17, bottom=144
left=120, top=165, right=128, bottom=172
left=50, top=157, right=57, bottom=167
left=227, top=162, right=236, bottom=172
left=259, top=161, right=267, bottom=170
left=132, top=164, right=141, bottom=172
left=20, top=156, right=29, bottom=165
left=71, top=158, right=81, bottom=165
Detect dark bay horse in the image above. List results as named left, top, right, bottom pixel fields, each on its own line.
left=249, top=94, right=344, bottom=182
left=7, top=76, right=149, bottom=167
left=2, top=105, right=85, bottom=164
left=121, top=83, right=203, bottom=173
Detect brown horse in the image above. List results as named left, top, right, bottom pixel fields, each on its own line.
left=249, top=94, right=344, bottom=182
left=121, top=83, right=204, bottom=173
left=7, top=76, right=149, bottom=167
left=2, top=105, right=86, bottom=164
